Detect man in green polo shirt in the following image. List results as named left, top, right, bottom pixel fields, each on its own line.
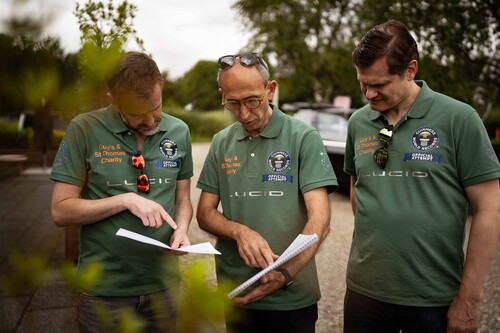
left=196, top=53, right=338, bottom=333
left=343, top=20, right=500, bottom=333
left=50, top=52, right=193, bottom=332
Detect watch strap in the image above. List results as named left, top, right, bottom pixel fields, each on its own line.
left=276, top=268, right=293, bottom=290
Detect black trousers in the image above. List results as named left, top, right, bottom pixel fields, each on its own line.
left=344, top=289, right=449, bottom=333
left=225, top=303, right=318, bottom=333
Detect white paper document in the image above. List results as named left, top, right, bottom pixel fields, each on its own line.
left=116, top=228, right=221, bottom=255
left=228, top=233, right=319, bottom=298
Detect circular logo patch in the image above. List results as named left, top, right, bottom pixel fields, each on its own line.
left=412, top=127, right=438, bottom=151
left=159, top=139, right=178, bottom=159
left=268, top=150, right=291, bottom=172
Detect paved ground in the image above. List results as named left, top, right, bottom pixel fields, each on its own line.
left=0, top=143, right=499, bottom=332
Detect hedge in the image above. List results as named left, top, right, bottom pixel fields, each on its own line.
left=0, top=120, right=33, bottom=149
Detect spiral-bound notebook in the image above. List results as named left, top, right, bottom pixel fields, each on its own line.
left=228, top=233, right=319, bottom=298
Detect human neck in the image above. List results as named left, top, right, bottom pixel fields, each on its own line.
left=385, top=82, right=421, bottom=125
left=134, top=131, right=147, bottom=151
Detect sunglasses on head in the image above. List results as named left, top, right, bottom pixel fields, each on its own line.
left=373, top=125, right=394, bottom=168
left=218, top=53, right=268, bottom=70
left=132, top=151, right=150, bottom=193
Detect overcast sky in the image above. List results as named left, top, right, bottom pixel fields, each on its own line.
left=0, top=0, right=251, bottom=79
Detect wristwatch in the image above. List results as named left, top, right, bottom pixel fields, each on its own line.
left=276, top=268, right=293, bottom=290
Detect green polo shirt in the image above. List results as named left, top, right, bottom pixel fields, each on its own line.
left=50, top=106, right=193, bottom=296
left=197, top=105, right=337, bottom=310
left=344, top=81, right=500, bottom=306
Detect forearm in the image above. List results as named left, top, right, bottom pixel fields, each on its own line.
left=174, top=196, right=193, bottom=233
left=282, top=188, right=331, bottom=278
left=447, top=180, right=499, bottom=332
left=197, top=204, right=248, bottom=240
left=350, top=176, right=356, bottom=215
left=459, top=180, right=500, bottom=300
left=458, top=212, right=500, bottom=300
left=283, top=214, right=330, bottom=278
left=52, top=193, right=131, bottom=227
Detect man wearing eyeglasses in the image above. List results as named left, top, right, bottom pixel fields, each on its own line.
left=343, top=20, right=500, bottom=333
left=50, top=52, right=193, bottom=332
left=196, top=53, right=338, bottom=333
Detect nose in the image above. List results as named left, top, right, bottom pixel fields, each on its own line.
left=365, top=86, right=377, bottom=99
left=238, top=104, right=252, bottom=121
left=143, top=113, right=156, bottom=126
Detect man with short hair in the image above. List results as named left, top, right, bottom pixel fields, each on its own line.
left=196, top=52, right=338, bottom=333
left=51, top=51, right=193, bottom=332
left=343, top=20, right=500, bottom=333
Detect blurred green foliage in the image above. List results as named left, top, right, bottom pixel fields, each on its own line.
left=0, top=119, right=33, bottom=149
left=484, top=106, right=500, bottom=138
left=178, top=261, right=229, bottom=332
left=491, top=138, right=500, bottom=159
left=234, top=0, right=499, bottom=113
left=60, top=260, right=104, bottom=292
left=0, top=108, right=231, bottom=149
left=0, top=0, right=497, bottom=149
left=1, top=0, right=498, bottom=151
left=1, top=250, right=234, bottom=333
left=75, top=0, right=144, bottom=51
left=174, top=60, right=221, bottom=111
left=0, top=251, right=49, bottom=294
left=482, top=106, right=500, bottom=159
left=168, top=108, right=235, bottom=142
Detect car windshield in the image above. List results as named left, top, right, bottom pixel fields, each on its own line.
left=316, top=113, right=348, bottom=142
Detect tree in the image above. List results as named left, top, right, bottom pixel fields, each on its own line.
left=0, top=0, right=66, bottom=117
left=73, top=0, right=145, bottom=110
left=356, top=0, right=498, bottom=65
left=74, top=0, right=144, bottom=51
left=175, top=60, right=221, bottom=111
left=233, top=0, right=361, bottom=104
left=355, top=0, right=499, bottom=114
left=233, top=0, right=498, bottom=112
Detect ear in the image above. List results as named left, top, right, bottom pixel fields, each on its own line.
left=266, top=80, right=278, bottom=100
left=218, top=88, right=225, bottom=107
left=407, top=60, right=418, bottom=81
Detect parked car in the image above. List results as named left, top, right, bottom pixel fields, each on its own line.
left=287, top=103, right=356, bottom=192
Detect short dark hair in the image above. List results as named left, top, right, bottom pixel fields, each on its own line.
left=106, top=51, right=163, bottom=99
left=352, top=20, right=419, bottom=75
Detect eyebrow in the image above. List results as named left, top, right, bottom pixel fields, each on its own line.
left=225, top=92, right=264, bottom=102
left=359, top=80, right=388, bottom=87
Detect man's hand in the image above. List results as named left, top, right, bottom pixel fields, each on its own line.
left=235, top=227, right=279, bottom=269
left=447, top=293, right=480, bottom=333
left=161, top=228, right=191, bottom=256
left=124, top=193, right=177, bottom=229
left=170, top=228, right=190, bottom=248
left=232, top=270, right=285, bottom=306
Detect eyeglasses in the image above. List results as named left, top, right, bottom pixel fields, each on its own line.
left=218, top=53, right=268, bottom=70
left=373, top=125, right=394, bottom=168
left=222, top=94, right=265, bottom=112
left=132, top=151, right=150, bottom=193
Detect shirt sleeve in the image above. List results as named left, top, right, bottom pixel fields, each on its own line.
left=298, top=129, right=338, bottom=194
left=50, top=119, right=89, bottom=187
left=456, top=110, right=500, bottom=187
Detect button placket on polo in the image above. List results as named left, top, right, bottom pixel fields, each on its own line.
left=246, top=136, right=259, bottom=180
